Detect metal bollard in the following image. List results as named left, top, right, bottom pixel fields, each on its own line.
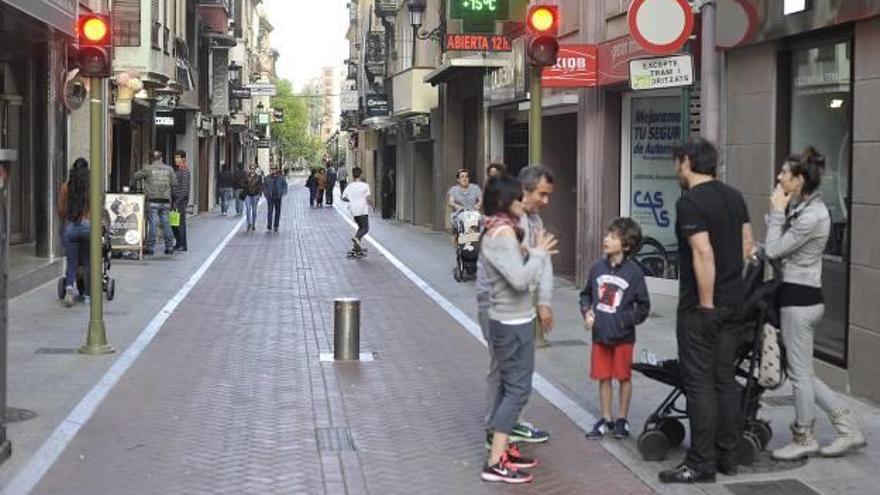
left=334, top=298, right=360, bottom=361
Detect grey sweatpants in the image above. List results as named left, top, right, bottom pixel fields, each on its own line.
left=487, top=318, right=535, bottom=435
left=781, top=304, right=843, bottom=425
left=480, top=307, right=502, bottom=428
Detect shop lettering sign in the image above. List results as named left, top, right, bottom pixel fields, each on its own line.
left=629, top=54, right=694, bottom=90
left=542, top=45, right=598, bottom=88
left=445, top=34, right=512, bottom=52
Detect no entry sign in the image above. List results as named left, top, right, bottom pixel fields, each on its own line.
left=628, top=0, right=694, bottom=54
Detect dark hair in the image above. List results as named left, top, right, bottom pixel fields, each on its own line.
left=455, top=169, right=469, bottom=180
left=483, top=175, right=523, bottom=217
left=487, top=162, right=507, bottom=176
left=672, top=137, right=718, bottom=177
left=607, top=217, right=643, bottom=257
left=173, top=150, right=186, bottom=159
left=518, top=165, right=555, bottom=192
left=788, top=146, right=826, bottom=195
left=66, top=158, right=90, bottom=223
left=352, top=167, right=363, bottom=179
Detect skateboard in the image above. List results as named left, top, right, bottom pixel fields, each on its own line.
left=346, top=248, right=368, bottom=259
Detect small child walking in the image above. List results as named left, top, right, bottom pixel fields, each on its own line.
left=580, top=217, right=651, bottom=440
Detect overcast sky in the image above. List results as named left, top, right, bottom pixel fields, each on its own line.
left=263, top=0, right=349, bottom=90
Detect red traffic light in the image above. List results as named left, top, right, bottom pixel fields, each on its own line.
left=526, top=6, right=559, bottom=67
left=527, top=5, right=559, bottom=34
left=78, top=14, right=111, bottom=44
left=76, top=14, right=113, bottom=78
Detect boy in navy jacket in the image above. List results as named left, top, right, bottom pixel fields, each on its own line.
left=580, top=217, right=651, bottom=440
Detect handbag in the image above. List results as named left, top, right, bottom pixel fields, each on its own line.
left=169, top=209, right=181, bottom=227
left=757, top=323, right=787, bottom=389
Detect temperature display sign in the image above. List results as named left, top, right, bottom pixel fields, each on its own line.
left=451, top=0, right=510, bottom=33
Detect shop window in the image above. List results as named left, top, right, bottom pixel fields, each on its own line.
left=789, top=39, right=852, bottom=364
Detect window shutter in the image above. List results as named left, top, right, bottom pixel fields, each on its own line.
left=113, top=0, right=142, bottom=47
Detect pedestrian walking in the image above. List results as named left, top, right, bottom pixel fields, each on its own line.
left=581, top=218, right=651, bottom=440
left=263, top=165, right=288, bottom=232
left=131, top=150, right=178, bottom=256
left=57, top=158, right=91, bottom=307
left=766, top=147, right=866, bottom=460
left=337, top=165, right=349, bottom=194
left=381, top=168, right=395, bottom=218
left=233, top=164, right=246, bottom=215
left=171, top=150, right=190, bottom=251
left=315, top=169, right=326, bottom=207
left=305, top=169, right=318, bottom=207
left=218, top=163, right=234, bottom=216
left=243, top=165, right=263, bottom=231
left=659, top=137, right=754, bottom=484
left=479, top=174, right=558, bottom=484
left=341, top=167, right=371, bottom=252
left=325, top=163, right=337, bottom=205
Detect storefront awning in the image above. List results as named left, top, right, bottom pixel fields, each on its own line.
left=424, top=58, right=509, bottom=86
left=361, top=116, right=395, bottom=129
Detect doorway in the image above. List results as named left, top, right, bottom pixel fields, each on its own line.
left=1, top=92, right=27, bottom=245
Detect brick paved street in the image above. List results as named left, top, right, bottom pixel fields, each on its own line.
left=24, top=185, right=653, bottom=494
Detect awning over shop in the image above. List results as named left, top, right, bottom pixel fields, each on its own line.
left=361, top=116, right=395, bottom=129
left=2, top=0, right=77, bottom=37
left=424, top=58, right=509, bottom=86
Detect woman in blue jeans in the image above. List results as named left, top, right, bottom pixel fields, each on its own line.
left=57, top=158, right=91, bottom=307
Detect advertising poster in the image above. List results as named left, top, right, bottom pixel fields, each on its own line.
left=106, top=193, right=145, bottom=255
left=629, top=96, right=683, bottom=253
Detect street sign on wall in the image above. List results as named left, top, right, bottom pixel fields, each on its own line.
left=247, top=84, right=277, bottom=97
left=365, top=94, right=389, bottom=118
left=542, top=45, right=598, bottom=88
left=629, top=54, right=694, bottom=90
left=628, top=0, right=694, bottom=54
left=341, top=89, right=359, bottom=112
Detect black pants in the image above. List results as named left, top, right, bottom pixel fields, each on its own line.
left=316, top=190, right=324, bottom=206
left=354, top=215, right=369, bottom=240
left=171, top=206, right=187, bottom=250
left=339, top=180, right=347, bottom=194
left=267, top=197, right=282, bottom=229
left=325, top=185, right=335, bottom=205
left=677, top=307, right=742, bottom=472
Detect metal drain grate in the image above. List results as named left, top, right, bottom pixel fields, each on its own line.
left=726, top=479, right=820, bottom=495
left=316, top=427, right=356, bottom=452
left=6, top=407, right=38, bottom=423
left=762, top=395, right=795, bottom=407
left=35, top=348, right=79, bottom=355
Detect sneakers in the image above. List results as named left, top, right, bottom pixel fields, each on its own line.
left=613, top=418, right=630, bottom=439
left=352, top=237, right=362, bottom=251
left=481, top=454, right=533, bottom=484
left=658, top=463, right=716, bottom=484
left=585, top=418, right=611, bottom=440
left=165, top=248, right=175, bottom=256
left=510, top=421, right=550, bottom=444
left=505, top=443, right=538, bottom=469
left=63, top=286, right=76, bottom=307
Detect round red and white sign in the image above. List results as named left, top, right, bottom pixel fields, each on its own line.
left=628, top=0, right=695, bottom=54
left=716, top=0, right=759, bottom=50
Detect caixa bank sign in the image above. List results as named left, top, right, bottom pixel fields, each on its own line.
left=542, top=45, right=598, bottom=88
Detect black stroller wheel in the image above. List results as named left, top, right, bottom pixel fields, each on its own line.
left=57, top=277, right=66, bottom=300
left=736, top=430, right=762, bottom=466
left=658, top=418, right=686, bottom=447
left=637, top=429, right=670, bottom=461
left=747, top=420, right=772, bottom=450
left=105, top=278, right=116, bottom=301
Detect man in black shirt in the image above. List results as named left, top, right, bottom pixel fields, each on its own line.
left=660, top=138, right=754, bottom=484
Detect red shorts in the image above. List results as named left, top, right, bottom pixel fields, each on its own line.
left=590, top=342, right=635, bottom=381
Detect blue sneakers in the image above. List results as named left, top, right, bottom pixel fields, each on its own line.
left=585, top=418, right=612, bottom=440
left=510, top=421, right=550, bottom=444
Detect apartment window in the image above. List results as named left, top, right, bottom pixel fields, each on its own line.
left=398, top=25, right=413, bottom=72
left=113, top=0, right=141, bottom=47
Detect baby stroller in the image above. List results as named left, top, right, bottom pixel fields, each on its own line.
left=451, top=208, right=483, bottom=282
left=632, top=252, right=782, bottom=465
left=57, top=224, right=117, bottom=302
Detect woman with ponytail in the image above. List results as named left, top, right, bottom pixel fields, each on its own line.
left=57, top=158, right=91, bottom=306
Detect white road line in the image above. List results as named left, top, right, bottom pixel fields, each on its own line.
left=3, top=216, right=247, bottom=495
left=332, top=207, right=598, bottom=429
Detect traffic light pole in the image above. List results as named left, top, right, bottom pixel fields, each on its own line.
left=528, top=65, right=550, bottom=348
left=80, top=78, right=114, bottom=355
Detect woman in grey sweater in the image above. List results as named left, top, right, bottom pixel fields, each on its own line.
left=767, top=148, right=865, bottom=460
left=479, top=175, right=557, bottom=484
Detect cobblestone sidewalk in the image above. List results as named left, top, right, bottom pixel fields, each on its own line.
left=29, top=186, right=653, bottom=495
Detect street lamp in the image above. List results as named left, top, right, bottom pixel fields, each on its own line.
left=408, top=0, right=426, bottom=28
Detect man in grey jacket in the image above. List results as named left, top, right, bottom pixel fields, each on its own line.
left=476, top=165, right=555, bottom=447
left=131, top=150, right=178, bottom=255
